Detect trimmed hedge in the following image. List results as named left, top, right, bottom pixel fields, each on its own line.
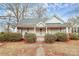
left=24, top=33, right=36, bottom=43
left=45, top=34, right=57, bottom=43
left=69, top=33, right=79, bottom=40
left=55, top=32, right=68, bottom=42
left=0, top=32, right=22, bottom=42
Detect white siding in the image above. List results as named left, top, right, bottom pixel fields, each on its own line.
left=18, top=28, right=66, bottom=37
left=47, top=28, right=66, bottom=34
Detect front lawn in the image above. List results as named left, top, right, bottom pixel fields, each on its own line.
left=0, top=40, right=79, bottom=56
left=0, top=41, right=37, bottom=56
left=44, top=40, right=79, bottom=56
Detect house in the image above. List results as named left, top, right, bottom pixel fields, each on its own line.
left=17, top=15, right=69, bottom=37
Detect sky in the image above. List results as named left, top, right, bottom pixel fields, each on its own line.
left=46, top=3, right=79, bottom=22
left=0, top=3, right=79, bottom=22
left=0, top=3, right=79, bottom=31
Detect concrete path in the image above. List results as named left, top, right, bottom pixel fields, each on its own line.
left=36, top=44, right=45, bottom=56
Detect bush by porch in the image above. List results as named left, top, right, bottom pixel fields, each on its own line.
left=0, top=32, right=22, bottom=42
left=24, top=33, right=37, bottom=43
left=45, top=34, right=57, bottom=43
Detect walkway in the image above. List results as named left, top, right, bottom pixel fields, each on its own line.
left=36, top=44, right=45, bottom=56
left=36, top=36, right=45, bottom=56
left=36, top=36, right=44, bottom=42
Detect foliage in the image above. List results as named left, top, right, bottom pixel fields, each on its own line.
left=24, top=33, right=36, bottom=43
left=55, top=32, right=68, bottom=42
left=45, top=34, right=57, bottom=43
left=69, top=33, right=79, bottom=40
left=0, top=32, right=22, bottom=42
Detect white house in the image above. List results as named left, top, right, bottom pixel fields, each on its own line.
left=17, top=15, right=69, bottom=37
left=1, top=15, right=79, bottom=38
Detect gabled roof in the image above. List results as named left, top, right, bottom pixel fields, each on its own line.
left=45, top=15, right=64, bottom=24
left=36, top=22, right=46, bottom=27
left=18, top=17, right=48, bottom=25
left=46, top=23, right=66, bottom=27
left=17, top=15, right=66, bottom=28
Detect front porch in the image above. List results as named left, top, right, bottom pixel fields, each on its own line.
left=66, top=27, right=79, bottom=34
left=17, top=26, right=66, bottom=37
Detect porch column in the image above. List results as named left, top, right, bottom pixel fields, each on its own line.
left=60, top=28, right=61, bottom=32
left=21, top=29, right=23, bottom=37
left=77, top=27, right=79, bottom=33
left=76, top=27, right=78, bottom=32
left=34, top=27, right=36, bottom=34
left=69, top=27, right=72, bottom=33
left=15, top=27, right=18, bottom=32
left=46, top=27, right=47, bottom=34
left=66, top=27, right=68, bottom=33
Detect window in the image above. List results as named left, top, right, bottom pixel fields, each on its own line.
left=27, top=28, right=29, bottom=32
left=72, top=27, right=77, bottom=33
left=74, top=27, right=76, bottom=32
left=40, top=29, right=42, bottom=32
left=40, top=28, right=43, bottom=34
left=72, top=28, right=74, bottom=33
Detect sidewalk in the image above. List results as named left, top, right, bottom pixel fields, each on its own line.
left=36, top=44, right=45, bottom=56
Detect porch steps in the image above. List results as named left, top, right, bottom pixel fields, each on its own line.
left=36, top=36, right=44, bottom=42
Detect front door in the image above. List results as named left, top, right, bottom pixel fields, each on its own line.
left=36, top=28, right=45, bottom=36
left=36, top=28, right=45, bottom=41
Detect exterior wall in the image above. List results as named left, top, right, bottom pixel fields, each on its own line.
left=61, top=28, right=66, bottom=33
left=69, top=27, right=79, bottom=33
left=47, top=29, right=60, bottom=34
left=47, top=28, right=66, bottom=34
left=66, top=27, right=79, bottom=34
left=18, top=28, right=34, bottom=37
left=27, top=28, right=34, bottom=33
left=36, top=28, right=46, bottom=36
left=18, top=27, right=66, bottom=37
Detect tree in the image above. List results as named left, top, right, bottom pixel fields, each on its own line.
left=6, top=12, right=12, bottom=33
left=30, top=4, right=47, bottom=19
left=67, top=16, right=79, bottom=26
left=0, top=11, right=16, bottom=33
left=0, top=3, right=29, bottom=31
left=33, top=4, right=47, bottom=18
left=67, top=16, right=79, bottom=33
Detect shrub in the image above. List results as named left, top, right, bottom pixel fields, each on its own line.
left=0, top=32, right=22, bottom=42
left=45, top=34, right=57, bottom=43
left=7, top=33, right=22, bottom=41
left=24, top=33, right=36, bottom=43
left=55, top=32, right=68, bottom=42
left=0, top=32, right=7, bottom=42
left=69, top=33, right=79, bottom=40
